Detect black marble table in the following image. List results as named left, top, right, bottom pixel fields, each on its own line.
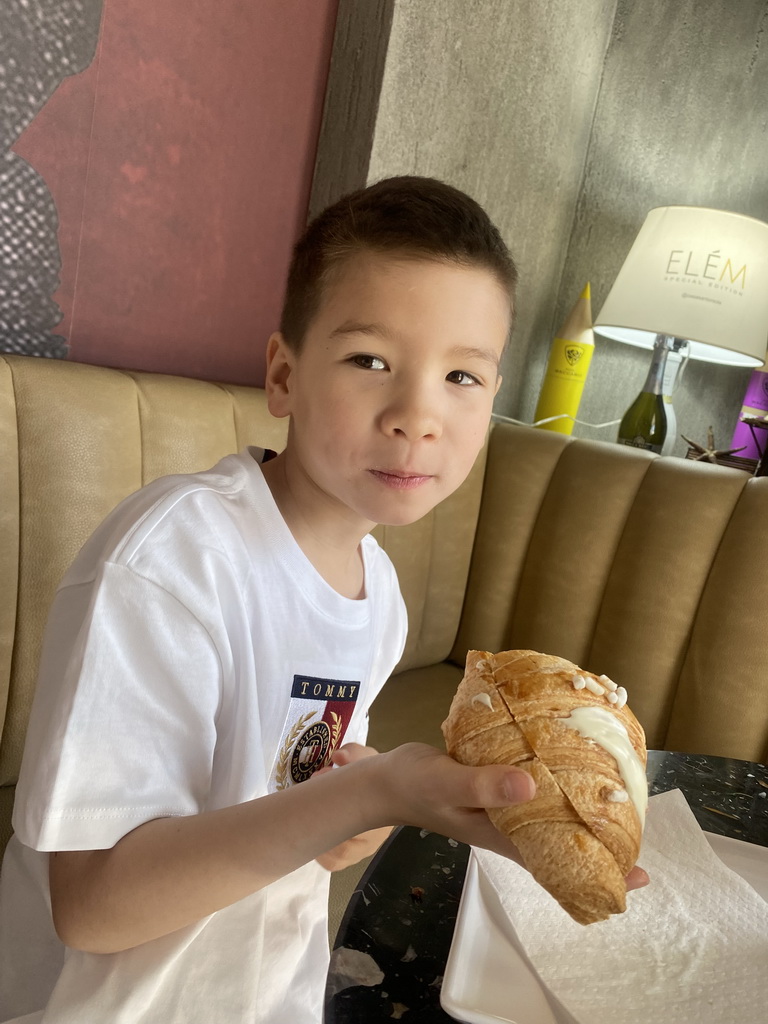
left=324, top=751, right=768, bottom=1022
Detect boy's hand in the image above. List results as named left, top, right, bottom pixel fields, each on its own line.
left=365, top=743, right=649, bottom=892
left=313, top=744, right=393, bottom=871
left=312, top=742, right=649, bottom=889
left=371, top=741, right=535, bottom=864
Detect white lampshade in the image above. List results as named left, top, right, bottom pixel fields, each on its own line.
left=594, top=206, right=768, bottom=367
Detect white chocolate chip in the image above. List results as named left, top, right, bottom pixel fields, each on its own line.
left=606, top=691, right=619, bottom=704
left=475, top=659, right=490, bottom=673
left=615, top=686, right=628, bottom=708
left=471, top=691, right=494, bottom=711
left=585, top=678, right=606, bottom=696
left=607, top=789, right=629, bottom=803
left=571, top=674, right=587, bottom=690
left=599, top=674, right=618, bottom=691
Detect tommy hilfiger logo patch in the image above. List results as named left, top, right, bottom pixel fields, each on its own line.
left=270, top=675, right=361, bottom=791
left=291, top=677, right=360, bottom=702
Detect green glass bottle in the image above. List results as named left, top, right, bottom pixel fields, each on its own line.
left=617, top=335, right=672, bottom=453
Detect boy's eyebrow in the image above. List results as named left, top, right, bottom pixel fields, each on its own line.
left=329, top=321, right=501, bottom=369
left=449, top=345, right=502, bottom=370
left=328, top=320, right=390, bottom=340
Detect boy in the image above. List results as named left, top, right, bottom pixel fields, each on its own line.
left=0, top=176, right=642, bottom=1024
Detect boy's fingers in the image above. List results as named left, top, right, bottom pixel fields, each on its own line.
left=311, top=744, right=379, bottom=782
left=625, top=865, right=650, bottom=891
left=454, top=762, right=648, bottom=892
left=330, top=743, right=379, bottom=767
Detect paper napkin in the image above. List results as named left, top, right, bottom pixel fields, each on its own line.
left=474, top=789, right=768, bottom=1024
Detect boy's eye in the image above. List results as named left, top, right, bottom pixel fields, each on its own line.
left=350, top=354, right=387, bottom=371
left=446, top=370, right=481, bottom=386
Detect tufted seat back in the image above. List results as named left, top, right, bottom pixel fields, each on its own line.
left=2, top=353, right=767, bottom=861
left=452, top=423, right=768, bottom=760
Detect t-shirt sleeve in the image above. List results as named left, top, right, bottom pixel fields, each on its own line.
left=13, top=561, right=223, bottom=852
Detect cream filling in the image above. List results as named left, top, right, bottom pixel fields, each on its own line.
left=562, top=706, right=648, bottom=826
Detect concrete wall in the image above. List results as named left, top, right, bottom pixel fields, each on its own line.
left=313, top=0, right=768, bottom=457
left=548, top=0, right=768, bottom=455
left=367, top=0, right=616, bottom=425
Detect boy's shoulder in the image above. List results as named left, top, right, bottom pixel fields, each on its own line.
left=65, top=448, right=270, bottom=583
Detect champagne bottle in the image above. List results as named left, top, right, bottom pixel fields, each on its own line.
left=659, top=339, right=688, bottom=456
left=617, top=335, right=672, bottom=453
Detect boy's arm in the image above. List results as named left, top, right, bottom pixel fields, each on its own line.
left=312, top=747, right=394, bottom=872
left=49, top=743, right=537, bottom=954
left=50, top=743, right=647, bottom=955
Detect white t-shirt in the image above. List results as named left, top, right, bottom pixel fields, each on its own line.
left=0, top=448, right=407, bottom=1024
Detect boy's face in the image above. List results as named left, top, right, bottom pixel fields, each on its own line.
left=266, top=251, right=511, bottom=532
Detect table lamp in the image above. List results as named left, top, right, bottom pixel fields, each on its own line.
left=594, top=206, right=768, bottom=454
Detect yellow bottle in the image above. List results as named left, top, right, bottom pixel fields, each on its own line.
left=533, top=283, right=594, bottom=435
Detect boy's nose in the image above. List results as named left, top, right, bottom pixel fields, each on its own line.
left=380, top=388, right=443, bottom=441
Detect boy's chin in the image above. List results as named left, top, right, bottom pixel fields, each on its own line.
left=359, top=479, right=466, bottom=529
left=371, top=501, right=446, bottom=529
left=373, top=511, right=432, bottom=528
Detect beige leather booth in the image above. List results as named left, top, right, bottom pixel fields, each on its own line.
left=2, top=352, right=767, bottom=861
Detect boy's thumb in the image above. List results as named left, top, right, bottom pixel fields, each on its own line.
left=459, top=762, right=536, bottom=807
left=448, top=757, right=536, bottom=811
left=501, top=768, right=536, bottom=804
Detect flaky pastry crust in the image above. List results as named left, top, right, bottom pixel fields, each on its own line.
left=441, top=649, right=647, bottom=924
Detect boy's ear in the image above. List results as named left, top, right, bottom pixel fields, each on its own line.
left=494, top=374, right=503, bottom=396
left=264, top=332, right=295, bottom=418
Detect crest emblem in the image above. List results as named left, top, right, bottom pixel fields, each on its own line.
left=292, top=721, right=331, bottom=780
left=565, top=345, right=583, bottom=366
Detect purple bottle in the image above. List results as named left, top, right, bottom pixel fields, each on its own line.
left=731, top=367, right=768, bottom=460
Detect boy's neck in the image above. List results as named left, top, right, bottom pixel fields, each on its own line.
left=259, top=453, right=369, bottom=600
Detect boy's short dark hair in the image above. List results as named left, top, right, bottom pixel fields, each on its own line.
left=280, top=175, right=518, bottom=349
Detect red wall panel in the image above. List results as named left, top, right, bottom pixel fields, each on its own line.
left=14, top=0, right=338, bottom=386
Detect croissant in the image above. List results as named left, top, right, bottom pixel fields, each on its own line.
left=442, top=649, right=647, bottom=924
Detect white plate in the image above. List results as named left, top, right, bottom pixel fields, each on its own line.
left=440, top=832, right=768, bottom=1024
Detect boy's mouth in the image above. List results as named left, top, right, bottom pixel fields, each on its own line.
left=369, top=469, right=433, bottom=490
